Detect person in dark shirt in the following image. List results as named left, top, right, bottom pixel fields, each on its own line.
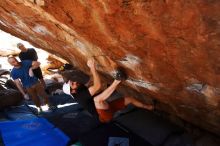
left=17, top=43, right=46, bottom=88
left=62, top=58, right=154, bottom=123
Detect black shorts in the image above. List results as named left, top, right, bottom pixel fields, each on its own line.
left=32, top=67, right=43, bottom=79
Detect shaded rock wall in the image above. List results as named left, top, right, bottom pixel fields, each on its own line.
left=0, top=0, right=220, bottom=135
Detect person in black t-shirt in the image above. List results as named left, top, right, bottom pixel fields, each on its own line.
left=62, top=58, right=154, bottom=123
left=17, top=43, right=46, bottom=88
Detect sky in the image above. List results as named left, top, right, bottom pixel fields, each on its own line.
left=0, top=30, right=33, bottom=50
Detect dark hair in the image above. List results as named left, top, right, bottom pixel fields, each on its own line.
left=59, top=64, right=74, bottom=71
left=63, top=64, right=74, bottom=70
left=61, top=70, right=90, bottom=84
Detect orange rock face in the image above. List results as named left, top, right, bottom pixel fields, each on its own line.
left=0, top=0, right=220, bottom=135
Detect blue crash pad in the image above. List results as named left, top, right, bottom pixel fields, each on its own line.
left=0, top=118, right=69, bottom=146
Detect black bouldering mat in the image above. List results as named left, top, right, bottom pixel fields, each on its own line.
left=115, top=109, right=190, bottom=146
left=47, top=110, right=100, bottom=143
left=4, top=104, right=37, bottom=120
left=80, top=122, right=152, bottom=146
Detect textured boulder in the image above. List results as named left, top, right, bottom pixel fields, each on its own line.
left=0, top=89, right=23, bottom=109
left=0, top=48, right=19, bottom=57
left=0, top=0, right=220, bottom=135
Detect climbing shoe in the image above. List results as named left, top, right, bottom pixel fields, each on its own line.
left=113, top=67, right=128, bottom=81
